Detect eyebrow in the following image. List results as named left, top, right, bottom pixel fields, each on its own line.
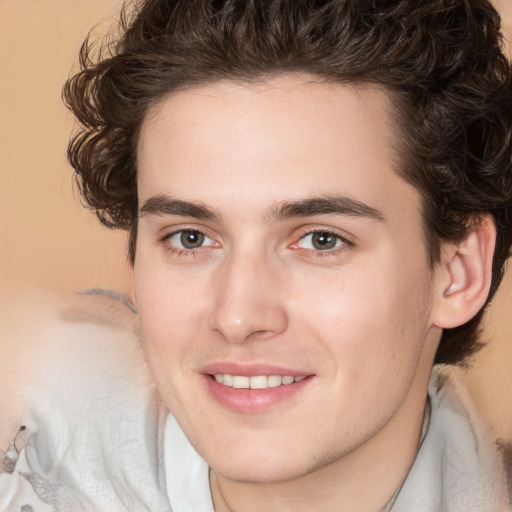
left=268, top=195, right=385, bottom=223
left=139, top=194, right=385, bottom=223
left=139, top=195, right=217, bottom=219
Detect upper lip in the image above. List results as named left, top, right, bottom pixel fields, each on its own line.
left=201, top=362, right=312, bottom=377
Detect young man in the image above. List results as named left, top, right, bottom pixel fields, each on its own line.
left=2, top=0, right=512, bottom=510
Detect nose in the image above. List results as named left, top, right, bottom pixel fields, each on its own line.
left=207, top=251, right=288, bottom=344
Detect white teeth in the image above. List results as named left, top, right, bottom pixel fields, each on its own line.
left=213, top=374, right=307, bottom=389
left=249, top=375, right=268, bottom=389
left=267, top=375, right=282, bottom=388
left=232, top=376, right=250, bottom=388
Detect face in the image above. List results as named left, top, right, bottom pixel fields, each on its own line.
left=135, top=76, right=442, bottom=483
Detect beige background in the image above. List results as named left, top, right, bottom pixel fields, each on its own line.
left=0, top=0, right=130, bottom=300
left=0, top=1, right=511, bottom=443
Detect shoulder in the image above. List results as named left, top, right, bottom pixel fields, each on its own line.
left=391, top=369, right=511, bottom=511
left=1, top=290, right=171, bottom=511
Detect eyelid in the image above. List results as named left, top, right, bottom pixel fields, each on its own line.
left=159, top=225, right=220, bottom=252
left=289, top=226, right=355, bottom=252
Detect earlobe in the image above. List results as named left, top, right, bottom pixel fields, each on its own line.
left=432, top=216, right=496, bottom=329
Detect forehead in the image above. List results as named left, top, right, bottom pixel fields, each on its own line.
left=136, top=75, right=419, bottom=221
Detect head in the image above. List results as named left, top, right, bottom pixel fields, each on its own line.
left=65, top=0, right=512, bottom=366
left=64, top=0, right=512, bottom=488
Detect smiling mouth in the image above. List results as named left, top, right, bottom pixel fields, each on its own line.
left=212, top=374, right=307, bottom=389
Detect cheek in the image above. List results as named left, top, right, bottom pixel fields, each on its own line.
left=290, top=263, right=432, bottom=383
left=134, top=261, right=209, bottom=377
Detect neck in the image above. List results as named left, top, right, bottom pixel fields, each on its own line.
left=210, top=372, right=431, bottom=512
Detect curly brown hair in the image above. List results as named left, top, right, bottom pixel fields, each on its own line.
left=63, top=0, right=512, bottom=365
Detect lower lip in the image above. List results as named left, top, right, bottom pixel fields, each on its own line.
left=203, top=375, right=312, bottom=413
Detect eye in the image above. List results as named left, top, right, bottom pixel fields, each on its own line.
left=296, top=231, right=346, bottom=251
left=166, top=229, right=216, bottom=250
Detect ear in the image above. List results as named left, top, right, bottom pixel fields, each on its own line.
left=431, top=215, right=496, bottom=329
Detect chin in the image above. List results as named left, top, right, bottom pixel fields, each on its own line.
left=204, top=434, right=333, bottom=484
left=212, top=458, right=306, bottom=484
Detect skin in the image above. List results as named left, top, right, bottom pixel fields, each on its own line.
left=134, top=75, right=448, bottom=511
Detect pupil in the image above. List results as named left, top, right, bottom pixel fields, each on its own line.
left=312, top=232, right=336, bottom=250
left=181, top=230, right=204, bottom=249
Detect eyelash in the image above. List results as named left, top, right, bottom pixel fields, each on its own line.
left=290, top=229, right=354, bottom=258
left=159, top=228, right=217, bottom=256
left=159, top=228, right=354, bottom=258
